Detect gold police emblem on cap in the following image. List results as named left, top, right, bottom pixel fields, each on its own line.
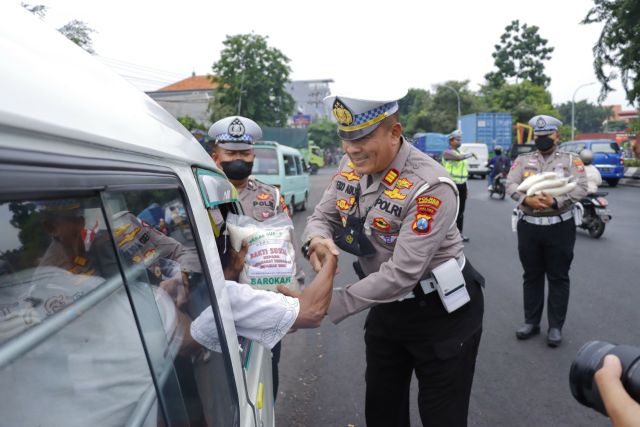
left=228, top=118, right=245, bottom=137
left=332, top=98, right=353, bottom=126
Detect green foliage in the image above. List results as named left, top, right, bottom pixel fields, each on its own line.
left=398, top=88, right=432, bottom=135
left=485, top=20, right=554, bottom=88
left=22, top=3, right=96, bottom=54
left=209, top=34, right=294, bottom=126
left=556, top=101, right=611, bottom=133
left=177, top=116, right=206, bottom=132
left=583, top=0, right=640, bottom=105
left=603, top=120, right=628, bottom=132
left=308, top=119, right=339, bottom=149
left=57, top=20, right=96, bottom=54
left=21, top=2, right=46, bottom=17
left=629, top=119, right=640, bottom=134
left=482, top=80, right=558, bottom=125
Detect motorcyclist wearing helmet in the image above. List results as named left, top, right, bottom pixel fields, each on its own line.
left=580, top=149, right=602, bottom=194
left=487, top=146, right=511, bottom=190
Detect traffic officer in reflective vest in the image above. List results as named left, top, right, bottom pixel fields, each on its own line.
left=209, top=115, right=300, bottom=399
left=441, top=130, right=475, bottom=241
left=302, top=91, right=485, bottom=426
left=506, top=115, right=588, bottom=347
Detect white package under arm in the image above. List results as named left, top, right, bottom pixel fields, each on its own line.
left=191, top=281, right=300, bottom=351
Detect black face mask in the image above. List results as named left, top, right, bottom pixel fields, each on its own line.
left=220, top=160, right=253, bottom=180
left=535, top=136, right=555, bottom=152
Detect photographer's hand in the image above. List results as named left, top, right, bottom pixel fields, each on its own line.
left=595, top=355, right=640, bottom=427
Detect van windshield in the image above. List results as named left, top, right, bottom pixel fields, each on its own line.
left=253, top=147, right=279, bottom=175
left=591, top=142, right=619, bottom=154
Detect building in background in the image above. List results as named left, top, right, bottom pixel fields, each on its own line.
left=286, top=79, right=333, bottom=127
left=605, top=105, right=639, bottom=125
left=146, top=73, right=216, bottom=125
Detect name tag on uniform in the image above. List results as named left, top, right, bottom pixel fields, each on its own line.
left=432, top=259, right=470, bottom=313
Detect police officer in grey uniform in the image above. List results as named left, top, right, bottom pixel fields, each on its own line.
left=208, top=115, right=301, bottom=399
left=506, top=115, right=588, bottom=347
left=302, top=91, right=484, bottom=427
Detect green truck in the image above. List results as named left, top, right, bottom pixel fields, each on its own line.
left=262, top=127, right=325, bottom=174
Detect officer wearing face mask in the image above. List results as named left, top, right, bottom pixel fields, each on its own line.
left=506, top=115, right=588, bottom=348
left=208, top=115, right=299, bottom=399
left=302, top=90, right=485, bottom=427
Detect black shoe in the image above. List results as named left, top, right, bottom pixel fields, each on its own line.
left=547, top=328, right=562, bottom=347
left=461, top=235, right=470, bottom=242
left=516, top=324, right=540, bottom=340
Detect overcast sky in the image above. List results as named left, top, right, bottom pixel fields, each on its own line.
left=26, top=0, right=635, bottom=109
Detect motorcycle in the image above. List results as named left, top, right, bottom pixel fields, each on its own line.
left=575, top=192, right=612, bottom=238
left=488, top=170, right=508, bottom=200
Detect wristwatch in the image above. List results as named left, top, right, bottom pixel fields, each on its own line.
left=301, top=240, right=311, bottom=260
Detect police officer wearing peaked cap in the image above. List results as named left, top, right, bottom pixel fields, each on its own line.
left=302, top=89, right=485, bottom=426
left=208, top=115, right=301, bottom=399
left=506, top=114, right=588, bottom=347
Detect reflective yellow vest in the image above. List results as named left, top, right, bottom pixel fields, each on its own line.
left=442, top=149, right=468, bottom=184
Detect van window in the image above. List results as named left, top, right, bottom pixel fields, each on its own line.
left=284, top=154, right=298, bottom=176
left=253, top=147, right=279, bottom=175
left=295, top=156, right=304, bottom=175
left=567, top=143, right=586, bottom=153
left=591, top=142, right=619, bottom=154
left=103, top=189, right=238, bottom=427
left=0, top=196, right=161, bottom=426
left=301, top=158, right=309, bottom=172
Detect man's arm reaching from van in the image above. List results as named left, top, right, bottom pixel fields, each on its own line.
left=190, top=254, right=337, bottom=351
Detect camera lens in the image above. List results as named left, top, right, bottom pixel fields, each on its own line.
left=570, top=341, right=640, bottom=416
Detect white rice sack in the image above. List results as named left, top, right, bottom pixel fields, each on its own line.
left=533, top=182, right=577, bottom=197
left=526, top=177, right=570, bottom=196
left=226, top=213, right=300, bottom=293
left=516, top=172, right=558, bottom=192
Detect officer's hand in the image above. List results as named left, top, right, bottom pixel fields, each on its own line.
left=523, top=195, right=552, bottom=210
left=595, top=355, right=640, bottom=427
left=472, top=153, right=478, bottom=159
left=224, top=240, right=248, bottom=281
left=537, top=192, right=554, bottom=208
left=308, top=237, right=339, bottom=273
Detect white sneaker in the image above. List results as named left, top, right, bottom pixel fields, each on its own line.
left=488, top=185, right=494, bottom=191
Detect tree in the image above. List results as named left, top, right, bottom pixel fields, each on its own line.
left=556, top=101, right=611, bottom=133
left=177, top=116, right=206, bottom=132
left=482, top=80, right=558, bottom=125
left=428, top=81, right=482, bottom=133
left=603, top=120, right=627, bottom=132
left=308, top=119, right=339, bottom=149
left=398, top=88, right=432, bottom=135
left=582, top=0, right=640, bottom=105
left=209, top=34, right=294, bottom=127
left=22, top=3, right=96, bottom=54
left=58, top=20, right=96, bottom=54
left=485, top=20, right=554, bottom=88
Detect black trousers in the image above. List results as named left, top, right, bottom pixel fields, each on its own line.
left=456, top=183, right=468, bottom=233
left=517, top=219, right=576, bottom=329
left=364, top=261, right=484, bottom=427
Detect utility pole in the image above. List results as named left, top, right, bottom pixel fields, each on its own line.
left=571, top=82, right=596, bottom=140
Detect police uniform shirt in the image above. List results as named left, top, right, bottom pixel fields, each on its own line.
left=506, top=148, right=588, bottom=216
left=303, top=138, right=464, bottom=323
left=238, top=176, right=289, bottom=220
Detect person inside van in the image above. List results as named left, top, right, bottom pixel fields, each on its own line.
left=208, top=115, right=306, bottom=398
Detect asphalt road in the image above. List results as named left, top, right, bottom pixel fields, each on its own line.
left=276, top=167, right=640, bottom=427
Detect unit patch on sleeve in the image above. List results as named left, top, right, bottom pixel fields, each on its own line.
left=415, top=195, right=441, bottom=208
left=412, top=214, right=432, bottom=235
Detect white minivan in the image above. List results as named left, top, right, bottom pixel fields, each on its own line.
left=252, top=141, right=310, bottom=213
left=0, top=5, right=274, bottom=426
left=460, top=143, right=490, bottom=178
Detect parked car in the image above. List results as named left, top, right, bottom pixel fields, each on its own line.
left=560, top=139, right=625, bottom=187
left=0, top=6, right=275, bottom=426
left=252, top=141, right=310, bottom=212
left=460, top=143, right=489, bottom=178
left=509, top=143, right=536, bottom=160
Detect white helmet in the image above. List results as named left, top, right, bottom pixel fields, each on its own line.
left=579, top=149, right=594, bottom=165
